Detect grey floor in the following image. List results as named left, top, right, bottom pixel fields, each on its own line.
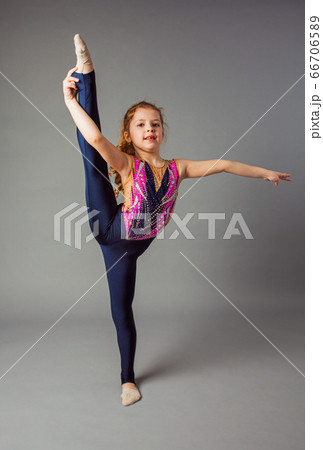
left=0, top=285, right=304, bottom=450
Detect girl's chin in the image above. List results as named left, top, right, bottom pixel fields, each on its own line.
left=143, top=142, right=160, bottom=148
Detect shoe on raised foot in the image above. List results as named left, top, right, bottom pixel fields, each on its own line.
left=74, top=34, right=93, bottom=73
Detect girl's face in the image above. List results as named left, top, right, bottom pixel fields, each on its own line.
left=124, top=108, right=163, bottom=153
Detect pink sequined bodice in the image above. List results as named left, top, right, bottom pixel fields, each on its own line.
left=121, top=155, right=179, bottom=240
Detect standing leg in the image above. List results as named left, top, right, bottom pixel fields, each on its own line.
left=100, top=244, right=140, bottom=384
left=100, top=243, right=143, bottom=406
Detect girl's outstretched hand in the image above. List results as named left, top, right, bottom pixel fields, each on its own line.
left=63, top=66, right=79, bottom=103
left=263, top=170, right=291, bottom=187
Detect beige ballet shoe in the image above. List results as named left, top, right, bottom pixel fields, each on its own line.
left=74, top=34, right=93, bottom=73
left=121, top=384, right=142, bottom=406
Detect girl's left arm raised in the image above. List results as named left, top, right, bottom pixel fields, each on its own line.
left=177, top=159, right=291, bottom=187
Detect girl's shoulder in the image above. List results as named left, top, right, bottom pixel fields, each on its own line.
left=173, top=158, right=186, bottom=184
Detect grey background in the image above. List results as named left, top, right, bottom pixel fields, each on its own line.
left=0, top=0, right=304, bottom=449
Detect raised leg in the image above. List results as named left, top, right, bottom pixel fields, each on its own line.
left=75, top=70, right=119, bottom=244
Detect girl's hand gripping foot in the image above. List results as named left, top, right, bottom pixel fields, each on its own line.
left=62, top=66, right=79, bottom=104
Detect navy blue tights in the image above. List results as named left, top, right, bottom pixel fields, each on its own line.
left=75, top=70, right=155, bottom=385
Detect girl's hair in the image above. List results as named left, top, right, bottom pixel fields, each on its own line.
left=108, top=101, right=168, bottom=199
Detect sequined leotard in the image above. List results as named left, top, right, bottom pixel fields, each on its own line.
left=121, top=155, right=179, bottom=240
left=74, top=70, right=180, bottom=386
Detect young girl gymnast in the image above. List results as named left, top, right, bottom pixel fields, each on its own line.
left=62, top=34, right=291, bottom=406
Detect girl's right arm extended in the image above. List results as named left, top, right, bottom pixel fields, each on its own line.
left=63, top=66, right=129, bottom=175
